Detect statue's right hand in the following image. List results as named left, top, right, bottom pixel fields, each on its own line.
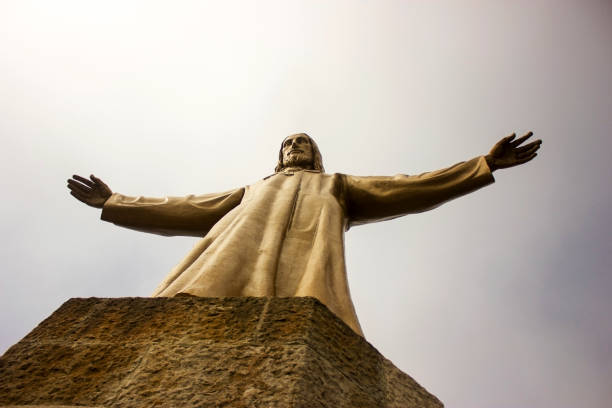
left=67, top=174, right=112, bottom=208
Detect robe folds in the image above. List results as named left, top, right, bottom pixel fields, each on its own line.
left=101, top=156, right=494, bottom=336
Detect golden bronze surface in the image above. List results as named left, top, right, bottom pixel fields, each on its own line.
left=67, top=132, right=541, bottom=335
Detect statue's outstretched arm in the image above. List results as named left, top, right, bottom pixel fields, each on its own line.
left=67, top=174, right=112, bottom=208
left=99, top=189, right=245, bottom=237
left=485, top=131, right=542, bottom=171
left=344, top=131, right=542, bottom=227
left=67, top=173, right=244, bottom=237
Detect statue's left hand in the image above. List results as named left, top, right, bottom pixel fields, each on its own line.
left=67, top=174, right=112, bottom=208
left=485, top=131, right=542, bottom=171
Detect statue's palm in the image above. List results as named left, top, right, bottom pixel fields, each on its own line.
left=67, top=174, right=112, bottom=208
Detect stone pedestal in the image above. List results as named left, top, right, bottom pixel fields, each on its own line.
left=0, top=297, right=443, bottom=407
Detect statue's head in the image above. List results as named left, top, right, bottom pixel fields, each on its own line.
left=275, top=133, right=325, bottom=173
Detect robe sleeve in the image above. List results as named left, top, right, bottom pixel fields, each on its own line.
left=100, top=187, right=245, bottom=237
left=343, top=156, right=495, bottom=227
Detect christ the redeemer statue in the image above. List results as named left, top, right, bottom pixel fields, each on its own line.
left=67, top=132, right=541, bottom=336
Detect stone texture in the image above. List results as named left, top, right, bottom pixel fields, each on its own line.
left=0, top=297, right=443, bottom=407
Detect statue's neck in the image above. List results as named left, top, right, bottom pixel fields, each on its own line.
left=282, top=165, right=313, bottom=173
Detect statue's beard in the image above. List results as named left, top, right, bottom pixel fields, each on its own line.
left=284, top=152, right=313, bottom=169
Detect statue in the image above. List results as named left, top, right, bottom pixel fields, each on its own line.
left=67, top=132, right=541, bottom=336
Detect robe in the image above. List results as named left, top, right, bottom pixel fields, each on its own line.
left=101, top=156, right=494, bottom=336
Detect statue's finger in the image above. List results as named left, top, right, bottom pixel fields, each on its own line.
left=69, top=190, right=90, bottom=204
left=517, top=150, right=535, bottom=159
left=515, top=145, right=531, bottom=153
left=515, top=152, right=537, bottom=164
left=516, top=145, right=539, bottom=158
left=527, top=141, right=542, bottom=151
left=90, top=174, right=109, bottom=189
left=67, top=179, right=92, bottom=194
left=510, top=132, right=533, bottom=147
left=516, top=141, right=541, bottom=153
left=516, top=143, right=541, bottom=157
left=491, top=134, right=512, bottom=152
left=73, top=174, right=95, bottom=187
left=492, top=133, right=514, bottom=149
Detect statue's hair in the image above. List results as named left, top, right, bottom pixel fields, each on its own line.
left=275, top=133, right=325, bottom=173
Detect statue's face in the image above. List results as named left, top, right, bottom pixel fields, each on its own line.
left=282, top=134, right=313, bottom=169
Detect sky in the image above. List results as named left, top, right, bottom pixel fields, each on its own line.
left=1, top=1, right=611, bottom=407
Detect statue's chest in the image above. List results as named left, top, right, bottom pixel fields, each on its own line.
left=246, top=172, right=341, bottom=199
left=242, top=172, right=346, bottom=232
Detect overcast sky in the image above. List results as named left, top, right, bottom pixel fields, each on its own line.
left=1, top=1, right=611, bottom=407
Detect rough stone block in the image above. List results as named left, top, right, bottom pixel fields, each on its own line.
left=0, top=297, right=443, bottom=407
